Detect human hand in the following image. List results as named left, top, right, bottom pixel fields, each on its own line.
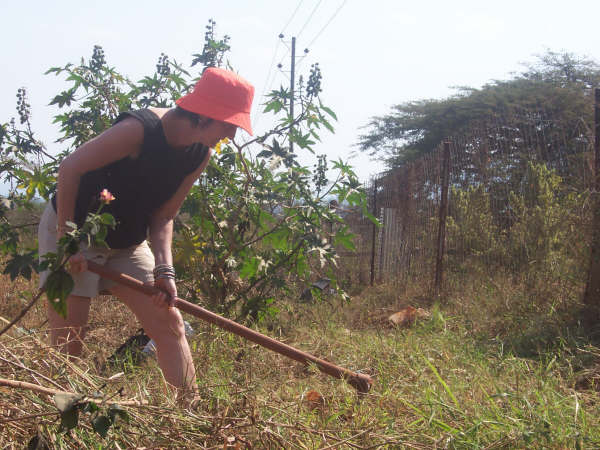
left=67, top=252, right=88, bottom=275
left=152, top=277, right=177, bottom=309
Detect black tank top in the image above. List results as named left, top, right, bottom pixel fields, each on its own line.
left=52, top=109, right=209, bottom=249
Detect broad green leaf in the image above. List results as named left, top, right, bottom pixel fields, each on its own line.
left=108, top=404, right=130, bottom=424
left=264, top=228, right=290, bottom=251
left=94, top=226, right=108, bottom=246
left=320, top=117, right=335, bottom=133
left=258, top=209, right=276, bottom=228
left=45, top=269, right=74, bottom=318
left=100, top=213, right=116, bottom=227
left=239, top=257, right=260, bottom=279
left=334, top=227, right=356, bottom=251
left=66, top=239, right=79, bottom=256
left=59, top=408, right=79, bottom=432
left=319, top=104, right=338, bottom=121
left=256, top=149, right=273, bottom=158
left=263, top=100, right=284, bottom=114
left=54, top=393, right=83, bottom=432
left=2, top=251, right=37, bottom=281
left=92, top=415, right=112, bottom=437
left=82, top=401, right=99, bottom=414
left=44, top=66, right=63, bottom=75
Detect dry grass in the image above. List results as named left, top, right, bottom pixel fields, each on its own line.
left=2, top=269, right=600, bottom=448
left=0, top=273, right=409, bottom=448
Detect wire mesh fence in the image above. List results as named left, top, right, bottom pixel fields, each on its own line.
left=342, top=110, right=595, bottom=294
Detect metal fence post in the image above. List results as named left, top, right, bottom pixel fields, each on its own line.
left=370, top=178, right=378, bottom=286
left=584, top=89, right=600, bottom=321
left=434, top=142, right=451, bottom=296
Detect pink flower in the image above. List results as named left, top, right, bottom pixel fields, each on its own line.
left=99, top=189, right=115, bottom=204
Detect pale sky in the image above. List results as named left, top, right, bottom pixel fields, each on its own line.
left=2, top=0, right=599, bottom=190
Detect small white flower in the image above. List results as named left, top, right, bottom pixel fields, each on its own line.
left=256, top=257, right=271, bottom=273
left=310, top=246, right=330, bottom=267
left=269, top=155, right=283, bottom=170
left=225, top=256, right=237, bottom=268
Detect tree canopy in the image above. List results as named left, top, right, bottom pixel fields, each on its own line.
left=357, top=51, right=600, bottom=169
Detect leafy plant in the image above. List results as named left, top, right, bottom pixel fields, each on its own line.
left=0, top=20, right=373, bottom=321
left=40, top=194, right=116, bottom=317
left=53, top=391, right=129, bottom=437
left=176, top=52, right=370, bottom=317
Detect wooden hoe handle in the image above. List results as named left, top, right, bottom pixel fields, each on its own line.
left=86, top=260, right=372, bottom=393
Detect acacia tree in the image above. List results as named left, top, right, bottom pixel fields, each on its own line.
left=0, top=21, right=371, bottom=321
left=357, top=51, right=599, bottom=169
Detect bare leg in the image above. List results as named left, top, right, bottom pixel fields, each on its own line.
left=108, top=284, right=197, bottom=401
left=47, top=295, right=91, bottom=357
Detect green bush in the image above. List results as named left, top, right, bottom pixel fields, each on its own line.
left=0, top=21, right=373, bottom=320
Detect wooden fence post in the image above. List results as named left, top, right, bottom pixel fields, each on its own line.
left=584, top=89, right=600, bottom=322
left=378, top=207, right=386, bottom=282
left=434, top=142, right=451, bottom=296
left=370, top=178, right=378, bottom=286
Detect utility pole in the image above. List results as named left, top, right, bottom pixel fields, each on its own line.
left=278, top=35, right=307, bottom=153
left=289, top=36, right=296, bottom=153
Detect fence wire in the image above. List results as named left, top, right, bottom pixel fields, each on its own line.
left=343, top=112, right=594, bottom=292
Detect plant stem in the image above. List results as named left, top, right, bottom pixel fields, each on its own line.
left=0, top=288, right=45, bottom=338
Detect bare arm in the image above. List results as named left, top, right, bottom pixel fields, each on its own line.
left=56, top=118, right=144, bottom=235
left=148, top=149, right=212, bottom=307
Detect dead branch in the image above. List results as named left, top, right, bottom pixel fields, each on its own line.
left=0, top=288, right=45, bottom=338
left=0, top=377, right=146, bottom=406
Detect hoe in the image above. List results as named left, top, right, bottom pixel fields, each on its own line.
left=86, top=260, right=372, bottom=393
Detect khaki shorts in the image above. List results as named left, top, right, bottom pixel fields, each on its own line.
left=38, top=203, right=155, bottom=298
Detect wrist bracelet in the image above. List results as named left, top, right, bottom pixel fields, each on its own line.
left=154, top=270, right=176, bottom=278
left=155, top=273, right=176, bottom=280
left=153, top=264, right=176, bottom=278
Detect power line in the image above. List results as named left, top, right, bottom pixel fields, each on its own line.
left=254, top=0, right=305, bottom=127
left=297, top=0, right=323, bottom=39
left=277, top=48, right=291, bottom=71
left=306, top=0, right=348, bottom=49
left=297, top=0, right=348, bottom=71
left=254, top=0, right=325, bottom=133
left=280, top=0, right=305, bottom=35
left=253, top=36, right=290, bottom=131
left=252, top=0, right=306, bottom=133
left=252, top=40, right=281, bottom=123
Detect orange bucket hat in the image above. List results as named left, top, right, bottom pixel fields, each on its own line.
left=176, top=67, right=254, bottom=135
